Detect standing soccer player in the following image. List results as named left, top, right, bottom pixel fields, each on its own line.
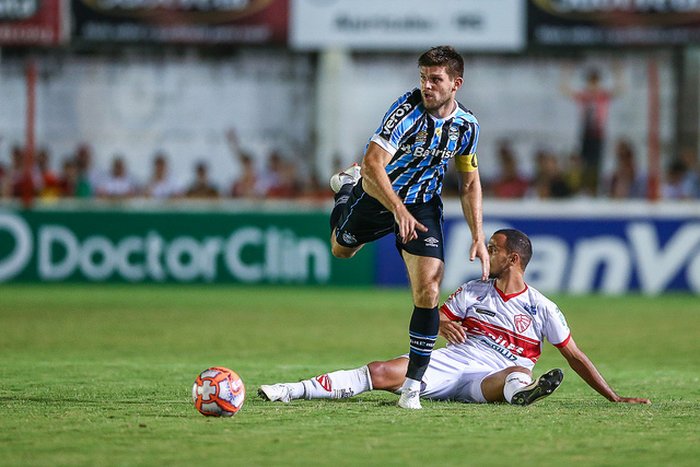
left=327, top=46, right=489, bottom=409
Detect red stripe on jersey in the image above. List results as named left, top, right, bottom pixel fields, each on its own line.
left=553, top=333, right=571, bottom=348
left=463, top=317, right=541, bottom=362
left=440, top=304, right=460, bottom=321
left=465, top=316, right=540, bottom=346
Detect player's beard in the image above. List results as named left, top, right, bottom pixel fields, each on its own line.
left=421, top=93, right=452, bottom=114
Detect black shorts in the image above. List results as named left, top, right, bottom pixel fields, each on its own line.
left=334, top=183, right=445, bottom=261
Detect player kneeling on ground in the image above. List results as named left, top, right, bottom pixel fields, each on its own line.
left=259, top=229, right=650, bottom=407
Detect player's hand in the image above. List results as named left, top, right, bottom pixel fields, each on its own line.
left=470, top=239, right=489, bottom=281
left=613, top=396, right=652, bottom=405
left=394, top=207, right=428, bottom=244
left=439, top=319, right=466, bottom=344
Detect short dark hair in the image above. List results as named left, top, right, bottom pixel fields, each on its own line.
left=418, top=46, right=464, bottom=79
left=493, top=229, right=533, bottom=270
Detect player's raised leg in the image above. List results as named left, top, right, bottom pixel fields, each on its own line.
left=328, top=163, right=363, bottom=259
left=398, top=252, right=444, bottom=409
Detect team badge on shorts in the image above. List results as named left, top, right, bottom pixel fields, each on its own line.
left=514, top=314, right=532, bottom=333
left=341, top=231, right=357, bottom=245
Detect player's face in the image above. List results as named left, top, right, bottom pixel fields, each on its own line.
left=487, top=234, right=513, bottom=279
left=419, top=66, right=462, bottom=117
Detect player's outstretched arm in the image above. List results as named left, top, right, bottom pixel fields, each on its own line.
left=558, top=337, right=651, bottom=404
left=457, top=169, right=488, bottom=280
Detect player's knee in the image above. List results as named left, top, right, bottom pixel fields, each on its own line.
left=507, top=366, right=532, bottom=377
left=414, top=281, right=441, bottom=307
left=331, top=243, right=356, bottom=259
left=367, top=360, right=402, bottom=391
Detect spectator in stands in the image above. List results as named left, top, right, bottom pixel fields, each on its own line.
left=186, top=161, right=219, bottom=198
left=563, top=152, right=585, bottom=196
left=662, top=158, right=694, bottom=200
left=96, top=155, right=139, bottom=199
left=36, top=147, right=61, bottom=199
left=145, top=152, right=183, bottom=199
left=678, top=148, right=699, bottom=199
left=6, top=144, right=43, bottom=199
left=490, top=141, right=529, bottom=199
left=606, top=139, right=645, bottom=199
left=1, top=146, right=17, bottom=197
left=226, top=128, right=263, bottom=198
left=259, top=150, right=300, bottom=198
left=58, top=156, right=80, bottom=197
left=231, top=153, right=262, bottom=198
left=74, top=143, right=100, bottom=198
left=561, top=63, right=624, bottom=196
left=7, top=145, right=23, bottom=197
left=532, top=149, right=572, bottom=199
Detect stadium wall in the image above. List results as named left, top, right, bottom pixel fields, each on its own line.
left=0, top=50, right=676, bottom=189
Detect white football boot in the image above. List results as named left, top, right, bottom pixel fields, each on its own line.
left=258, top=384, right=293, bottom=403
left=397, top=388, right=422, bottom=410
left=329, top=163, right=362, bottom=193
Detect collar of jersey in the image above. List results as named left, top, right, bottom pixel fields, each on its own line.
left=426, top=100, right=459, bottom=122
left=494, top=283, right=529, bottom=302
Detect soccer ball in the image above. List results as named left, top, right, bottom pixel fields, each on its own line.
left=192, top=366, right=245, bottom=417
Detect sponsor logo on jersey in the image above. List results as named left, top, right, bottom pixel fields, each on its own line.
left=382, top=102, right=413, bottom=137
left=399, top=144, right=457, bottom=160
left=416, top=130, right=428, bottom=144
left=475, top=336, right=517, bottom=362
left=555, top=307, right=569, bottom=329
left=514, top=314, right=532, bottom=333
left=465, top=317, right=541, bottom=362
left=474, top=307, right=496, bottom=317
left=424, top=236, right=440, bottom=248
left=524, top=303, right=538, bottom=316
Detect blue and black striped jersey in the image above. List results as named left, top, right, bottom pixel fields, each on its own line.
left=367, top=88, right=479, bottom=204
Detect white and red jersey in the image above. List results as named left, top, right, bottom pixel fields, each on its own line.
left=440, top=279, right=571, bottom=371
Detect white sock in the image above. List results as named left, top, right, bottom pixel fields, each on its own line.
left=285, top=382, right=306, bottom=400
left=400, top=377, right=421, bottom=392
left=503, top=372, right=533, bottom=404
left=301, top=366, right=372, bottom=400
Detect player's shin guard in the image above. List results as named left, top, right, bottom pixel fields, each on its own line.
left=329, top=184, right=353, bottom=231
left=301, top=366, right=373, bottom=400
left=405, top=306, right=439, bottom=383
left=503, top=372, right=533, bottom=404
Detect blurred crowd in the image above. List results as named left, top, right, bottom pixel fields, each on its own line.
left=469, top=138, right=700, bottom=201
left=1, top=134, right=699, bottom=204
left=0, top=130, right=334, bottom=203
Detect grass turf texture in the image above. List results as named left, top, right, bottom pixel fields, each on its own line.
left=0, top=285, right=698, bottom=466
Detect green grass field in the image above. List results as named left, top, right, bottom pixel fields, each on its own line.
left=1, top=285, right=698, bottom=466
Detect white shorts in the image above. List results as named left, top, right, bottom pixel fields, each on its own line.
left=401, top=347, right=502, bottom=403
